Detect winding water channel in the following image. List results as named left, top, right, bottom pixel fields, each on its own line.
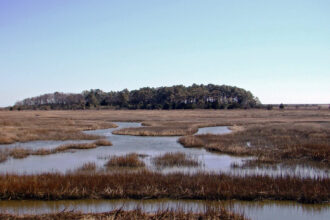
left=0, top=122, right=328, bottom=178
left=0, top=122, right=329, bottom=219
left=0, top=122, right=243, bottom=174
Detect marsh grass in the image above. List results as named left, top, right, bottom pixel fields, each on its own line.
left=105, top=153, right=146, bottom=168
left=1, top=109, right=329, bottom=143
left=0, top=208, right=247, bottom=220
left=0, top=111, right=117, bottom=144
left=152, top=152, right=200, bottom=167
left=0, top=149, right=9, bottom=163
left=112, top=126, right=198, bottom=136
left=93, top=139, right=113, bottom=146
left=9, top=148, right=31, bottom=159
left=55, top=139, right=112, bottom=151
left=76, top=162, right=97, bottom=172
left=178, top=136, right=204, bottom=147
left=1, top=139, right=112, bottom=161
left=179, top=123, right=330, bottom=168
left=1, top=110, right=329, bottom=167
left=0, top=171, right=328, bottom=203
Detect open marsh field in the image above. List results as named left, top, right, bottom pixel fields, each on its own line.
left=0, top=109, right=329, bottom=219
left=1, top=109, right=329, bottom=144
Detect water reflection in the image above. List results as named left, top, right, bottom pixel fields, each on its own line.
left=0, top=122, right=328, bottom=179
left=0, top=123, right=243, bottom=174
left=196, top=126, right=231, bottom=135
left=0, top=199, right=328, bottom=220
left=0, top=123, right=328, bottom=219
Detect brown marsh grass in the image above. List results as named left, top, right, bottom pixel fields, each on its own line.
left=0, top=149, right=8, bottom=163
left=1, top=109, right=329, bottom=168
left=152, top=152, right=200, bottom=167
left=0, top=139, right=112, bottom=161
left=76, top=162, right=97, bottom=172
left=0, top=208, right=247, bottom=220
left=1, top=109, right=329, bottom=143
left=93, top=139, right=113, bottom=146
left=55, top=139, right=112, bottom=151
left=0, top=171, right=328, bottom=203
left=178, top=136, right=204, bottom=148
left=112, top=125, right=198, bottom=136
left=0, top=111, right=117, bottom=144
left=9, top=148, right=31, bottom=159
left=179, top=123, right=330, bottom=168
left=105, top=153, right=146, bottom=168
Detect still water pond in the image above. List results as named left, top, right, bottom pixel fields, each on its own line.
left=0, top=199, right=329, bottom=220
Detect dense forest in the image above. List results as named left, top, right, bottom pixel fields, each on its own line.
left=13, top=84, right=261, bottom=110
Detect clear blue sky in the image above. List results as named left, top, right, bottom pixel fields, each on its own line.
left=1, top=0, right=329, bottom=106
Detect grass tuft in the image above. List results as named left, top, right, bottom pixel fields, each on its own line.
left=152, top=152, right=200, bottom=167
left=105, top=153, right=146, bottom=168
left=0, top=149, right=9, bottom=163
left=76, top=162, right=97, bottom=172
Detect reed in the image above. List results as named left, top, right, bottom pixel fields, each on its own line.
left=0, top=171, right=328, bottom=203
left=179, top=123, right=330, bottom=168
left=0, top=149, right=9, bottom=163
left=55, top=139, right=111, bottom=152
left=76, top=162, right=97, bottom=172
left=112, top=126, right=198, bottom=136
left=1, top=109, right=329, bottom=143
left=105, top=153, right=146, bottom=168
left=152, top=152, right=200, bottom=167
left=178, top=135, right=204, bottom=147
left=0, top=111, right=117, bottom=144
left=93, top=139, right=112, bottom=146
left=3, top=139, right=112, bottom=160
left=9, top=148, right=31, bottom=159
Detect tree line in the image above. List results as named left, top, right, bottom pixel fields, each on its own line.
left=13, top=84, right=261, bottom=110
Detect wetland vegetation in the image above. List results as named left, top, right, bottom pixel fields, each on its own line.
left=0, top=109, right=329, bottom=219
left=0, top=139, right=112, bottom=162
left=0, top=112, right=116, bottom=144
left=105, top=153, right=146, bottom=168
left=112, top=125, right=198, bottom=136
left=75, top=162, right=97, bottom=172
left=152, top=152, right=201, bottom=167
left=0, top=170, right=328, bottom=203
left=179, top=123, right=330, bottom=169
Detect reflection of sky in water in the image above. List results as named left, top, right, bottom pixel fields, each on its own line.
left=0, top=122, right=242, bottom=174
left=0, top=199, right=329, bottom=220
left=196, top=126, right=231, bottom=135
left=0, top=122, right=328, bottom=179
left=0, top=123, right=328, bottom=219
